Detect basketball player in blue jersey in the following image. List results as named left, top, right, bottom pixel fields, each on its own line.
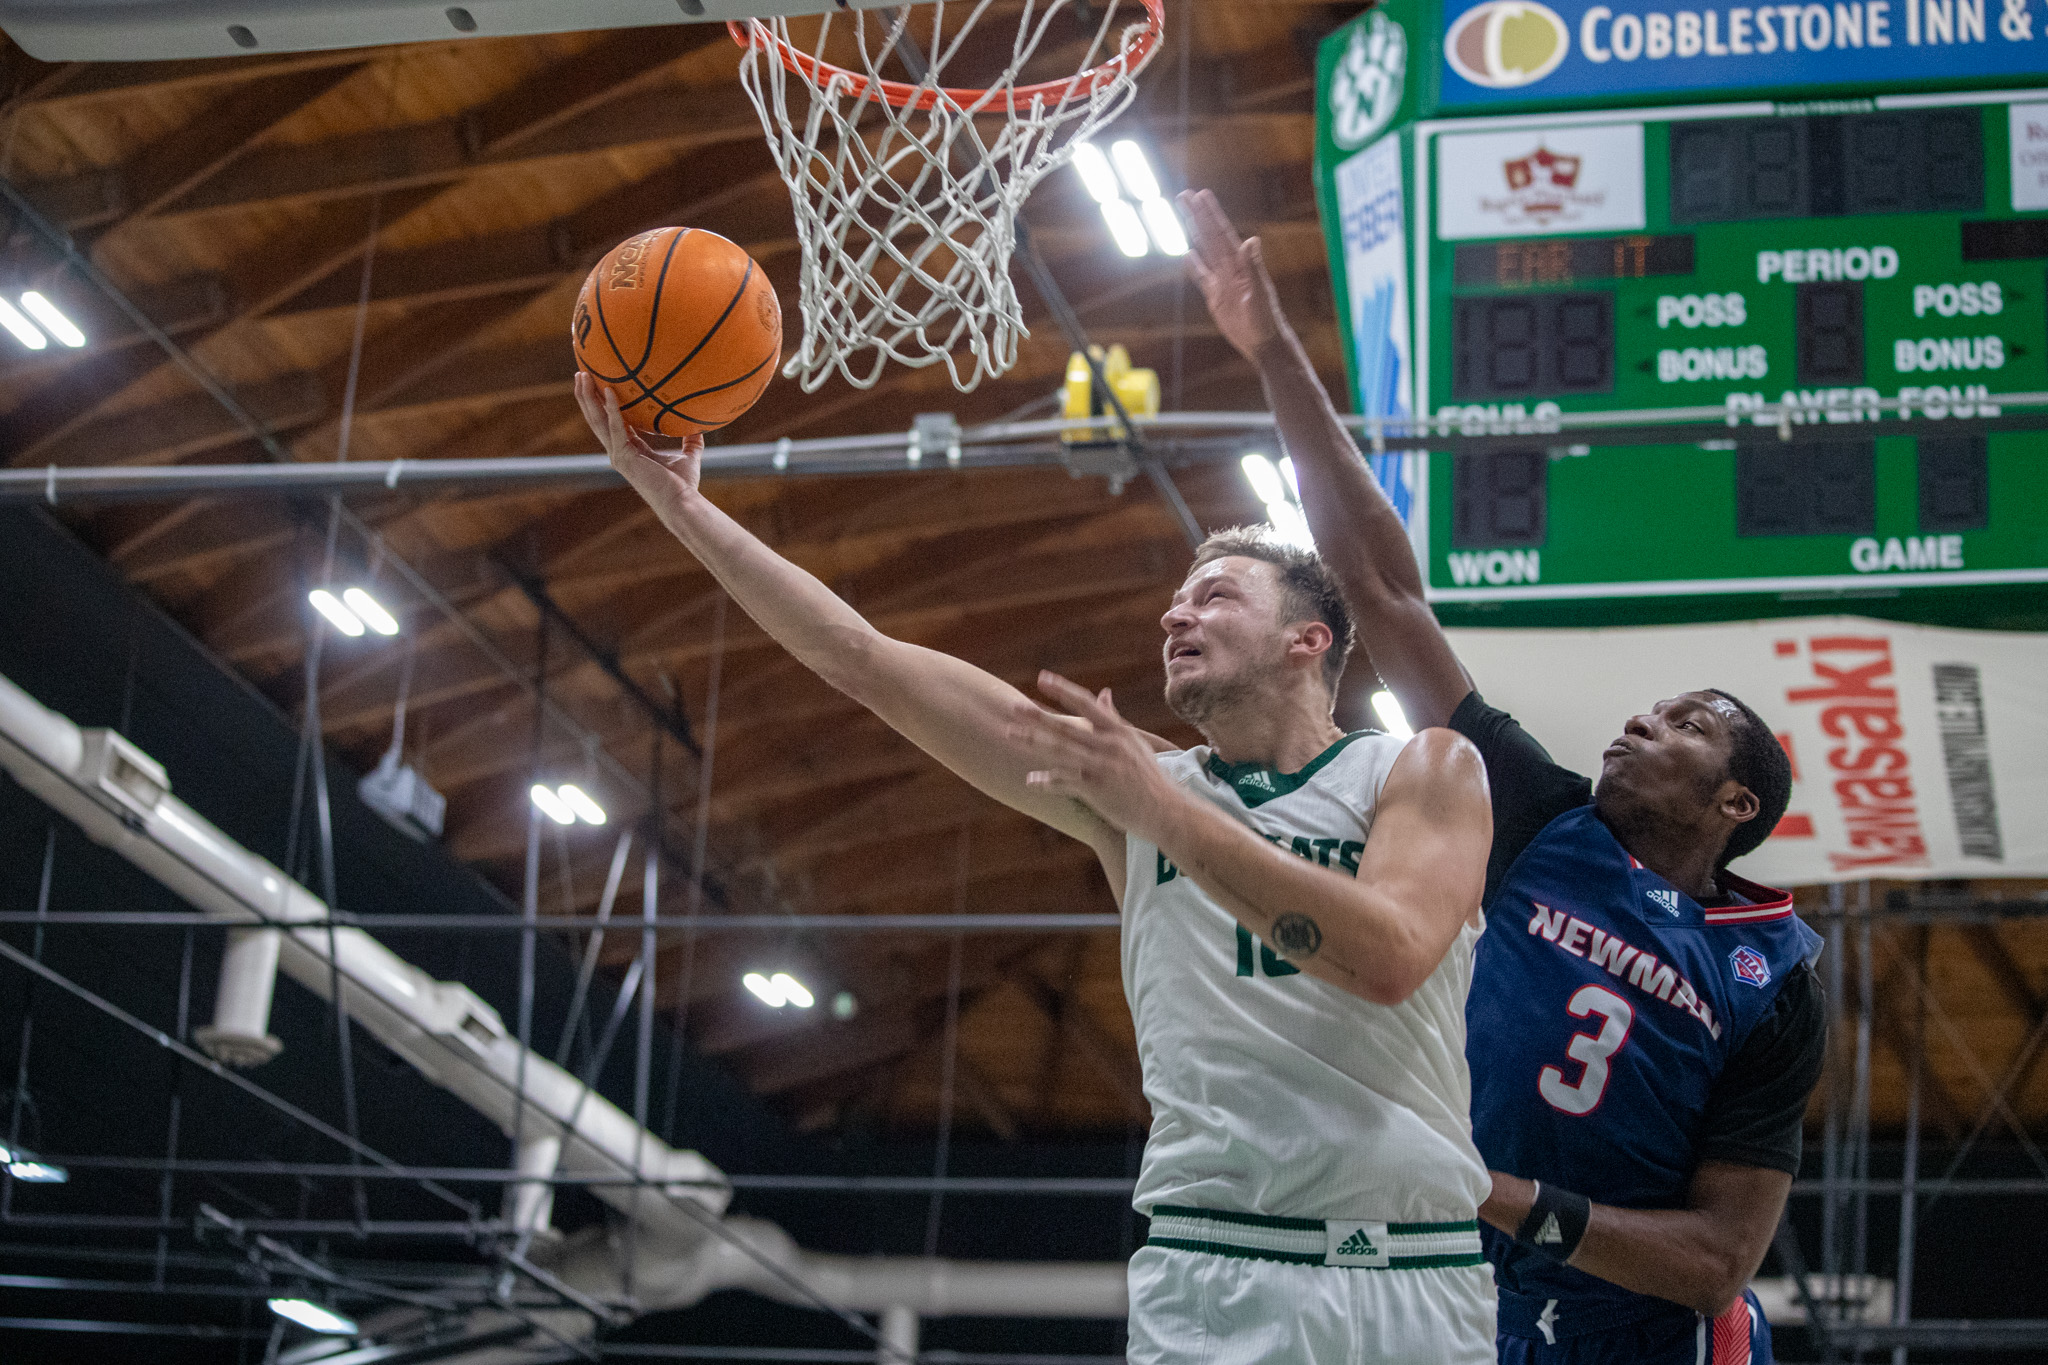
left=1183, top=189, right=1826, bottom=1365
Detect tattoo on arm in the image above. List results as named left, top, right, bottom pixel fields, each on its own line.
left=1270, top=913, right=1324, bottom=959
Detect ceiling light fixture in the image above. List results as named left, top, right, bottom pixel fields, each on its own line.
left=1109, top=139, right=1163, bottom=201
left=307, top=589, right=366, bottom=637
left=1239, top=452, right=1315, bottom=552
left=1370, top=690, right=1415, bottom=740
left=1069, top=141, right=1121, bottom=205
left=340, top=587, right=399, bottom=636
left=18, top=292, right=85, bottom=348
left=529, top=784, right=575, bottom=825
left=743, top=971, right=815, bottom=1008
left=0, top=298, right=47, bottom=350
left=1139, top=197, right=1190, bottom=256
left=268, top=1299, right=358, bottom=1335
left=1100, top=199, right=1150, bottom=258
left=556, top=784, right=606, bottom=826
left=1073, top=139, right=1187, bottom=259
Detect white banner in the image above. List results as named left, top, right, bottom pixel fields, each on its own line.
left=1434, top=121, right=1645, bottom=240
left=1446, top=618, right=2048, bottom=885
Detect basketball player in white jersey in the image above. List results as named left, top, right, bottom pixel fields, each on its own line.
left=573, top=360, right=1498, bottom=1360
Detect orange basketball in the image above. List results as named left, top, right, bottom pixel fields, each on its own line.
left=572, top=227, right=782, bottom=437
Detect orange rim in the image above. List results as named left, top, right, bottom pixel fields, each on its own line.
left=728, top=1, right=1163, bottom=113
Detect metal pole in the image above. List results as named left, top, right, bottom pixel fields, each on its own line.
left=1850, top=883, right=1876, bottom=1364
left=3, top=826, right=55, bottom=1222
left=154, top=925, right=195, bottom=1287
left=16, top=1157, right=1143, bottom=1194
left=304, top=576, right=369, bottom=1231
left=1820, top=880, right=1846, bottom=1363
left=0, top=911, right=1127, bottom=933
left=665, top=595, right=724, bottom=1146
left=511, top=615, right=548, bottom=1188
left=1013, top=218, right=1203, bottom=551
left=628, top=742, right=661, bottom=1305
left=1892, top=924, right=1928, bottom=1365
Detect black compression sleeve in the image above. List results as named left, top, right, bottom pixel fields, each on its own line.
left=1447, top=691, right=1595, bottom=905
left=1698, top=964, right=1829, bottom=1175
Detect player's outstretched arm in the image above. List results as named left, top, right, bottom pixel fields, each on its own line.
left=1180, top=188, right=1473, bottom=730
left=578, top=375, right=1122, bottom=869
left=1479, top=1162, right=1790, bottom=1317
left=1018, top=676, right=1491, bottom=1006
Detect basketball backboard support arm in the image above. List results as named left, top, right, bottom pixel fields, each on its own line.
left=1014, top=218, right=1203, bottom=550
left=0, top=0, right=896, bottom=63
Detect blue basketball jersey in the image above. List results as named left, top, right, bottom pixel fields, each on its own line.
left=1467, top=805, right=1823, bottom=1335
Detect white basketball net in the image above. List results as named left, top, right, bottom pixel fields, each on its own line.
left=734, top=1, right=1159, bottom=393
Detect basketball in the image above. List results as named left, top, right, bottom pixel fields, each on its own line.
left=571, top=227, right=781, bottom=437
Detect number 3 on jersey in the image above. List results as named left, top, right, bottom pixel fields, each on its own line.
left=1539, top=985, right=1634, bottom=1116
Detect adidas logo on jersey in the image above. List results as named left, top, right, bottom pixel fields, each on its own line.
left=1336, top=1229, right=1377, bottom=1256
left=1243, top=770, right=1273, bottom=790
left=1646, top=887, right=1681, bottom=916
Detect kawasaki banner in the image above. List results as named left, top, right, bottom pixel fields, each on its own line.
left=1447, top=618, right=2048, bottom=884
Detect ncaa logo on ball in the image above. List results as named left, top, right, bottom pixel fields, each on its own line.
left=1729, top=946, right=1771, bottom=989
left=1444, top=0, right=1571, bottom=89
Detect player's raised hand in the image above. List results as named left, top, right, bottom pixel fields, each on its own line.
left=1180, top=188, right=1290, bottom=362
left=575, top=371, right=704, bottom=514
left=1011, top=672, right=1180, bottom=840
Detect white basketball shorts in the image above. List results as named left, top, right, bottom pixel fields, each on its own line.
left=1128, top=1206, right=1498, bottom=1364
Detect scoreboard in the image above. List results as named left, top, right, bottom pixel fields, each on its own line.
left=1314, top=0, right=2048, bottom=609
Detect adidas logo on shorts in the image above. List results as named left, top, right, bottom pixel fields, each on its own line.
left=1324, top=1220, right=1391, bottom=1267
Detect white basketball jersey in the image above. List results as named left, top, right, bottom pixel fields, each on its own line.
left=1122, top=732, right=1489, bottom=1224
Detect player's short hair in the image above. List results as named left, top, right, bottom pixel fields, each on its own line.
left=1189, top=526, right=1355, bottom=694
left=1708, top=688, right=1792, bottom=867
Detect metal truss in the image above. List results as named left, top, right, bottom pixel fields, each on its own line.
left=1770, top=883, right=2048, bottom=1362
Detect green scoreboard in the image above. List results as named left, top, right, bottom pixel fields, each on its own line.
left=1314, top=0, right=2048, bottom=610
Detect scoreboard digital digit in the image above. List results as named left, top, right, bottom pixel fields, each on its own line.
left=1313, top=0, right=2048, bottom=608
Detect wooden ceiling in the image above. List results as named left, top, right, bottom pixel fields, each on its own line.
left=2, top=4, right=2043, bottom=1149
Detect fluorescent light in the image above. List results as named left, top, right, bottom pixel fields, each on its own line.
left=1139, top=197, right=1189, bottom=256
left=0, top=1142, right=12, bottom=1164
left=1070, top=141, right=1121, bottom=205
left=340, top=587, right=398, bottom=636
left=1109, top=139, right=1163, bottom=202
left=1100, top=200, right=1150, bottom=259
left=1279, top=457, right=1301, bottom=502
left=770, top=972, right=814, bottom=1009
left=1266, top=499, right=1316, bottom=551
left=742, top=971, right=787, bottom=1007
left=529, top=784, right=575, bottom=825
left=1371, top=690, right=1415, bottom=740
left=268, top=1299, right=357, bottom=1335
left=307, top=589, right=365, bottom=637
left=557, top=784, right=606, bottom=826
left=1240, top=453, right=1285, bottom=507
left=6, top=1160, right=66, bottom=1183
left=0, top=299, right=46, bottom=350
left=18, top=292, right=84, bottom=347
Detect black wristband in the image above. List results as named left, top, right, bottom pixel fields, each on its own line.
left=1513, top=1180, right=1591, bottom=1262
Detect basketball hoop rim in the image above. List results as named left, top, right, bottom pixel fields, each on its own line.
left=727, top=0, right=1165, bottom=113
